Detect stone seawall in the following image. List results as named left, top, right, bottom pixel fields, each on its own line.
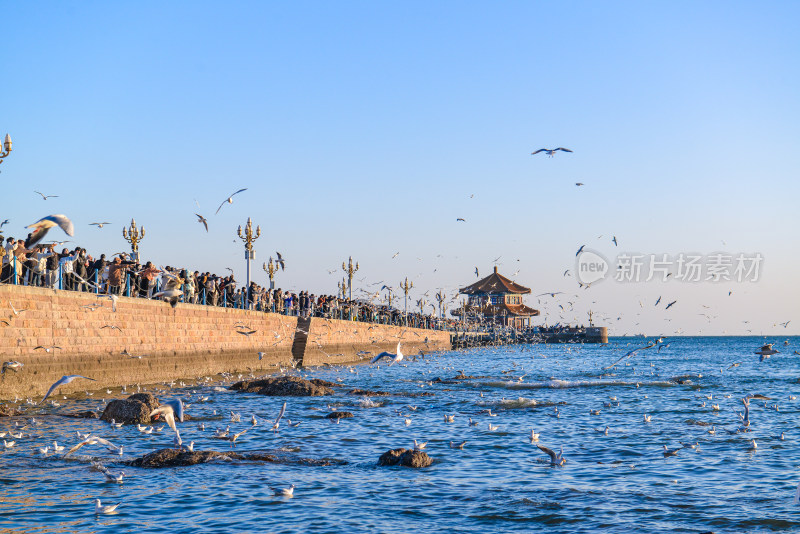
left=301, top=316, right=450, bottom=366
left=0, top=285, right=451, bottom=400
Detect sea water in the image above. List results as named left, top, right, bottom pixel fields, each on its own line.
left=1, top=336, right=799, bottom=533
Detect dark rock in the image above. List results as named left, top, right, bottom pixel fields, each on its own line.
left=62, top=411, right=99, bottom=419
left=230, top=376, right=334, bottom=396
left=101, top=393, right=160, bottom=424
left=127, top=448, right=242, bottom=468
left=127, top=448, right=349, bottom=468
left=325, top=411, right=354, bottom=419
left=377, top=448, right=433, bottom=468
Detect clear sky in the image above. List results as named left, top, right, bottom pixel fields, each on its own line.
left=3, top=1, right=798, bottom=336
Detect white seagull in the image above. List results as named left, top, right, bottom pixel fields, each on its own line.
left=215, top=188, right=248, bottom=214
left=537, top=444, right=565, bottom=466
left=25, top=214, right=75, bottom=248
left=40, top=375, right=96, bottom=404
left=94, top=499, right=120, bottom=514
left=371, top=342, right=403, bottom=364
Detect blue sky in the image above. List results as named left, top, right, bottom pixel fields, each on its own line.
left=3, top=1, right=798, bottom=335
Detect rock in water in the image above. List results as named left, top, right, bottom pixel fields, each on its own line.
left=377, top=448, right=433, bottom=468
left=229, top=376, right=336, bottom=396
left=128, top=448, right=242, bottom=468
left=101, top=393, right=160, bottom=424
left=325, top=411, right=354, bottom=419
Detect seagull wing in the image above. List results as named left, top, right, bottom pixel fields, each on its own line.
left=40, top=376, right=68, bottom=404
left=150, top=407, right=177, bottom=432
left=371, top=352, right=391, bottom=363
left=274, top=402, right=286, bottom=426
left=230, top=188, right=247, bottom=198
left=531, top=149, right=546, bottom=155
left=65, top=439, right=90, bottom=457
left=556, top=148, right=573, bottom=152
left=536, top=444, right=558, bottom=463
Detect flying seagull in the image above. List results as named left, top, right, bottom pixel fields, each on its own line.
left=25, top=214, right=74, bottom=248
left=531, top=148, right=572, bottom=157
left=272, top=402, right=286, bottom=432
left=1, top=361, right=23, bottom=374
left=89, top=222, right=111, bottom=228
left=215, top=188, right=248, bottom=214
left=474, top=267, right=479, bottom=278
left=41, top=375, right=96, bottom=404
left=150, top=399, right=185, bottom=446
left=576, top=245, right=585, bottom=256
left=275, top=252, right=286, bottom=271
left=34, top=191, right=59, bottom=200
left=603, top=342, right=657, bottom=370
left=195, top=214, right=209, bottom=232
left=612, top=236, right=618, bottom=246
left=152, top=272, right=183, bottom=308
left=456, top=218, right=466, bottom=222
left=371, top=342, right=403, bottom=364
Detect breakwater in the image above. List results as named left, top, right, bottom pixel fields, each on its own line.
left=0, top=285, right=450, bottom=400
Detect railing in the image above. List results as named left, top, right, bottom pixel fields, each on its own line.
left=0, top=264, right=479, bottom=333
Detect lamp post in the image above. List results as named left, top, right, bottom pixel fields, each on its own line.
left=0, top=134, right=11, bottom=167
left=400, top=276, right=413, bottom=325
left=342, top=256, right=358, bottom=320
left=262, top=256, right=277, bottom=290
left=237, top=217, right=261, bottom=291
left=435, top=290, right=447, bottom=319
left=384, top=286, right=394, bottom=308
left=122, top=219, right=145, bottom=262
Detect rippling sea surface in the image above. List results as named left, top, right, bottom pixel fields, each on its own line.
left=2, top=336, right=800, bottom=533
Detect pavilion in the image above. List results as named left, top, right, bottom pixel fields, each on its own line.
left=451, top=266, right=540, bottom=328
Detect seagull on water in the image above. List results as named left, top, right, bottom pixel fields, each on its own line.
left=25, top=214, right=74, bottom=248
left=94, top=499, right=120, bottom=514
left=531, top=147, right=573, bottom=157
left=40, top=375, right=95, bottom=404
left=272, top=484, right=295, bottom=497
left=537, top=444, right=565, bottom=466
left=215, top=188, right=247, bottom=214
left=529, top=429, right=540, bottom=442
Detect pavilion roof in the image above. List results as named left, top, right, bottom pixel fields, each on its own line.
left=459, top=266, right=531, bottom=295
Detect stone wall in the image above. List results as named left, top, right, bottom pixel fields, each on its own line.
left=0, top=284, right=451, bottom=400
left=301, top=316, right=451, bottom=366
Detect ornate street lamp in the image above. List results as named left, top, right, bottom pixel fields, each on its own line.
left=262, top=256, right=277, bottom=289
left=435, top=290, right=447, bottom=319
left=0, top=134, right=11, bottom=167
left=122, top=219, right=145, bottom=262
left=237, top=217, right=261, bottom=290
left=342, top=256, right=359, bottom=320
left=400, top=276, right=413, bottom=325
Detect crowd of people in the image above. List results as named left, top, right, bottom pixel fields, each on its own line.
left=0, top=236, right=461, bottom=330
